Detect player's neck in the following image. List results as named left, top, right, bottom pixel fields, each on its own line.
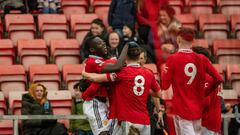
left=126, top=60, right=138, bottom=65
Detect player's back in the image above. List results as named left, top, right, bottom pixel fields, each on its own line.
left=163, top=50, right=207, bottom=119
left=113, top=65, right=158, bottom=124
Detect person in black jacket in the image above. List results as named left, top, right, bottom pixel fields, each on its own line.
left=80, top=19, right=108, bottom=62
left=108, top=0, right=136, bottom=37
left=21, top=83, right=68, bottom=135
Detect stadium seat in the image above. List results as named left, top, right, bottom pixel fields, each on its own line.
left=61, top=0, right=89, bottom=20
left=219, top=0, right=240, bottom=20
left=222, top=89, right=238, bottom=105
left=143, top=64, right=160, bottom=81
left=47, top=90, right=72, bottom=128
left=230, top=15, right=240, bottom=39
left=0, top=40, right=14, bottom=65
left=199, top=14, right=228, bottom=46
left=29, top=65, right=60, bottom=90
left=0, top=92, right=7, bottom=115
left=38, top=14, right=69, bottom=46
left=5, top=14, right=36, bottom=46
left=17, top=39, right=48, bottom=71
left=92, top=0, right=111, bottom=19
left=175, top=14, right=196, bottom=31
left=0, top=65, right=26, bottom=98
left=189, top=0, right=215, bottom=19
left=213, top=39, right=240, bottom=70
left=70, top=14, right=98, bottom=44
left=192, top=39, right=209, bottom=49
left=62, top=64, right=84, bottom=95
left=226, top=64, right=240, bottom=95
left=8, top=91, right=27, bottom=115
left=0, top=120, right=13, bottom=135
left=50, top=39, right=80, bottom=71
left=169, top=0, right=184, bottom=14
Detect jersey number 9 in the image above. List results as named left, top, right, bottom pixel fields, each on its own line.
left=184, top=63, right=197, bottom=85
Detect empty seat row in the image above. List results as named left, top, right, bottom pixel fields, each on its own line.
left=169, top=0, right=240, bottom=19
left=2, top=14, right=99, bottom=46
left=0, top=39, right=80, bottom=71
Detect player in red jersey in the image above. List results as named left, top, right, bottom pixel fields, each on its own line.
left=82, top=36, right=129, bottom=135
left=192, top=46, right=222, bottom=135
left=82, top=42, right=162, bottom=135
left=160, top=27, right=223, bottom=135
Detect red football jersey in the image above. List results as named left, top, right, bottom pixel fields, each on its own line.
left=202, top=74, right=221, bottom=133
left=161, top=49, right=223, bottom=120
left=84, top=55, right=107, bottom=100
left=106, top=64, right=161, bottom=124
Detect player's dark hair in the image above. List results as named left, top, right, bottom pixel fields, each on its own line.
left=73, top=79, right=90, bottom=92
left=128, top=47, right=141, bottom=61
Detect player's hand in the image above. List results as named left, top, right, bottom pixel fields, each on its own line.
left=157, top=111, right=164, bottom=125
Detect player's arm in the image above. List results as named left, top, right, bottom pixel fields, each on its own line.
left=101, top=44, right=129, bottom=73
left=160, top=61, right=173, bottom=90
left=82, top=83, right=101, bottom=100
left=82, top=71, right=108, bottom=83
left=205, top=59, right=223, bottom=96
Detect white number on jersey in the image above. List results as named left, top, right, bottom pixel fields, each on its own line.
left=133, top=75, right=145, bottom=96
left=184, top=63, right=197, bottom=85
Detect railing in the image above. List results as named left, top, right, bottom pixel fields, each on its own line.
left=0, top=115, right=86, bottom=135
left=0, top=113, right=239, bottom=135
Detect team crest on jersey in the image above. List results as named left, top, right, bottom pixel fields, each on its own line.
left=95, top=59, right=103, bottom=64
left=102, top=119, right=109, bottom=126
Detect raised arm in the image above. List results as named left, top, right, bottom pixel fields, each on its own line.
left=101, top=44, right=129, bottom=73
left=82, top=71, right=108, bottom=83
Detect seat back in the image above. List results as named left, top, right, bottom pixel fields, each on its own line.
left=220, top=0, right=240, bottom=20
left=175, top=14, right=196, bottom=30
left=29, top=65, right=60, bottom=90
left=189, top=0, right=214, bottom=19
left=17, top=39, right=48, bottom=71
left=0, top=40, right=14, bottom=65
left=50, top=39, right=80, bottom=71
left=0, top=65, right=26, bottom=98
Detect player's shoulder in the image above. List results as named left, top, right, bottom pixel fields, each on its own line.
left=86, top=57, right=104, bottom=65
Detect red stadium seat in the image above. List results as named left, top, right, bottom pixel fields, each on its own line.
left=61, top=0, right=89, bottom=20
left=38, top=14, right=69, bottom=46
left=0, top=120, right=13, bottom=135
left=143, top=64, right=160, bottom=81
left=17, top=39, right=48, bottom=71
left=169, top=0, right=184, bottom=14
left=47, top=90, right=72, bottom=128
left=0, top=40, right=14, bottom=65
left=50, top=39, right=80, bottom=71
left=192, top=39, right=209, bottom=49
left=226, top=64, right=240, bottom=95
left=0, top=92, right=7, bottom=115
left=189, top=0, right=215, bottom=19
left=219, top=0, right=240, bottom=20
left=8, top=91, right=27, bottom=115
left=175, top=14, right=196, bottom=31
left=0, top=65, right=26, bottom=98
left=29, top=65, right=60, bottom=90
left=5, top=14, right=35, bottom=46
left=230, top=15, right=240, bottom=39
left=92, top=0, right=111, bottom=19
left=222, top=89, right=238, bottom=105
left=199, top=14, right=228, bottom=46
left=213, top=39, right=240, bottom=70
left=62, top=64, right=84, bottom=96
left=70, top=14, right=98, bottom=44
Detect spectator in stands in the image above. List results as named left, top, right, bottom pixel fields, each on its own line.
left=37, top=0, right=61, bottom=13
left=0, top=0, right=26, bottom=14
left=21, top=83, right=68, bottom=135
left=107, top=31, right=122, bottom=58
left=228, top=96, right=240, bottom=135
left=70, top=81, right=93, bottom=135
left=80, top=19, right=108, bottom=62
left=108, top=0, right=136, bottom=37
left=136, top=0, right=168, bottom=44
left=122, top=23, right=144, bottom=46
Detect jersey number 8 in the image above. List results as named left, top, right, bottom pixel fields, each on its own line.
left=184, top=63, right=197, bottom=85
left=133, top=75, right=145, bottom=96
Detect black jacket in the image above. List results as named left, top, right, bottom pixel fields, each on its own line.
left=21, top=94, right=68, bottom=135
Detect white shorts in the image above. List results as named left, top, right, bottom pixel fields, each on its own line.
left=201, top=127, right=220, bottom=135
left=83, top=98, right=111, bottom=135
left=110, top=119, right=150, bottom=135
left=173, top=115, right=202, bottom=135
